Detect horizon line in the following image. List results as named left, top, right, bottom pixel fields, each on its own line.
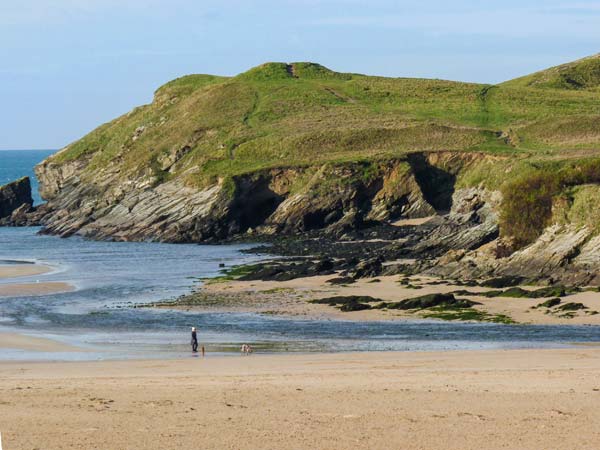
left=0, top=148, right=57, bottom=151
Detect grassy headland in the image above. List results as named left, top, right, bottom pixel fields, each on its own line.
left=45, top=55, right=600, bottom=246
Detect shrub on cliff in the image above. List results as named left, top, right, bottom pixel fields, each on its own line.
left=500, top=158, right=600, bottom=248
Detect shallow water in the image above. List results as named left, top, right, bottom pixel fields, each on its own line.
left=3, top=228, right=600, bottom=360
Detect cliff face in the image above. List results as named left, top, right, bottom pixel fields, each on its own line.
left=28, top=58, right=600, bottom=283
left=0, top=177, right=34, bottom=225
left=35, top=151, right=492, bottom=242
left=428, top=197, right=600, bottom=286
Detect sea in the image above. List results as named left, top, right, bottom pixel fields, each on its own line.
left=2, top=150, right=600, bottom=361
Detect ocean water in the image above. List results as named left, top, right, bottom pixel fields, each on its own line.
left=0, top=149, right=55, bottom=204
left=0, top=227, right=268, bottom=359
left=2, top=158, right=600, bottom=360
left=3, top=227, right=600, bottom=361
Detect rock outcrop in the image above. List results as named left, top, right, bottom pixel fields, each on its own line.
left=429, top=221, right=600, bottom=286
left=413, top=187, right=500, bottom=256
left=23, top=57, right=600, bottom=286
left=0, top=177, right=34, bottom=225
left=34, top=152, right=494, bottom=242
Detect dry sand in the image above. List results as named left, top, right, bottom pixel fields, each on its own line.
left=198, top=275, right=600, bottom=325
left=391, top=216, right=434, bottom=226
left=0, top=281, right=74, bottom=297
left=1, top=348, right=600, bottom=449
left=0, top=263, right=52, bottom=279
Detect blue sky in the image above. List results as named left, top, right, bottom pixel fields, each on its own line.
left=1, top=0, right=599, bottom=150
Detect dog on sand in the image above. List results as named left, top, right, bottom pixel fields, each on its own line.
left=241, top=344, right=253, bottom=355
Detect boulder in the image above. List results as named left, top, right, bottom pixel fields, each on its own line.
left=310, top=295, right=381, bottom=311
left=480, top=276, right=526, bottom=288
left=379, top=293, right=480, bottom=310
left=351, top=257, right=383, bottom=279
left=556, top=302, right=587, bottom=311
left=534, top=298, right=561, bottom=309
left=326, top=276, right=355, bottom=285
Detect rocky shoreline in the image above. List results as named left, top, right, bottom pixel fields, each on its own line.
left=2, top=55, right=598, bottom=294
left=3, top=168, right=600, bottom=290
left=147, top=267, right=600, bottom=325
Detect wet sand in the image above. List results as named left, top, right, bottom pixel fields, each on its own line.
left=0, top=332, right=79, bottom=352
left=0, top=261, right=73, bottom=297
left=195, top=275, right=600, bottom=324
left=0, top=281, right=74, bottom=297
left=1, top=348, right=600, bottom=449
left=0, top=263, right=52, bottom=279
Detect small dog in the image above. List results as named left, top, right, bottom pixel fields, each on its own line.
left=241, top=344, right=253, bottom=356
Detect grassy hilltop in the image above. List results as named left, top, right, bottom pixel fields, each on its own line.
left=47, top=55, right=600, bottom=245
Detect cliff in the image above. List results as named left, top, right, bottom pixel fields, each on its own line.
left=35, top=150, right=498, bottom=241
left=0, top=177, right=34, bottom=225
left=29, top=56, right=600, bottom=282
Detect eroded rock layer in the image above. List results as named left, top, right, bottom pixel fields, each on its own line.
left=34, top=151, right=492, bottom=242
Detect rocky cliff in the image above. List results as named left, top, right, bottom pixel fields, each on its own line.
left=35, top=150, right=493, bottom=242
left=0, top=177, right=34, bottom=225
left=427, top=190, right=600, bottom=286
left=28, top=57, right=600, bottom=284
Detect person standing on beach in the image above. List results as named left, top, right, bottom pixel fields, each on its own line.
left=191, top=327, right=198, bottom=353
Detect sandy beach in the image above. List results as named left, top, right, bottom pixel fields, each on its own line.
left=0, top=262, right=52, bottom=279
left=1, top=348, right=600, bottom=449
left=0, top=261, right=73, bottom=297
left=171, top=274, right=600, bottom=325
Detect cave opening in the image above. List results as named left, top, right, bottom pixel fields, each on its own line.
left=407, top=153, right=456, bottom=213
left=231, top=177, right=284, bottom=230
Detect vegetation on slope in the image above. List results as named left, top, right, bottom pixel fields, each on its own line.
left=502, top=54, right=600, bottom=91
left=52, top=60, right=600, bottom=176
left=47, top=57, right=600, bottom=246
left=500, top=159, right=600, bottom=247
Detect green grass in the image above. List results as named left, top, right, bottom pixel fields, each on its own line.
left=202, top=264, right=263, bottom=284
left=503, top=54, right=600, bottom=91
left=422, top=307, right=516, bottom=324
left=51, top=57, right=600, bottom=181
left=500, top=158, right=600, bottom=247
left=554, top=184, right=600, bottom=232
left=45, top=57, right=600, bottom=246
left=452, top=285, right=578, bottom=299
